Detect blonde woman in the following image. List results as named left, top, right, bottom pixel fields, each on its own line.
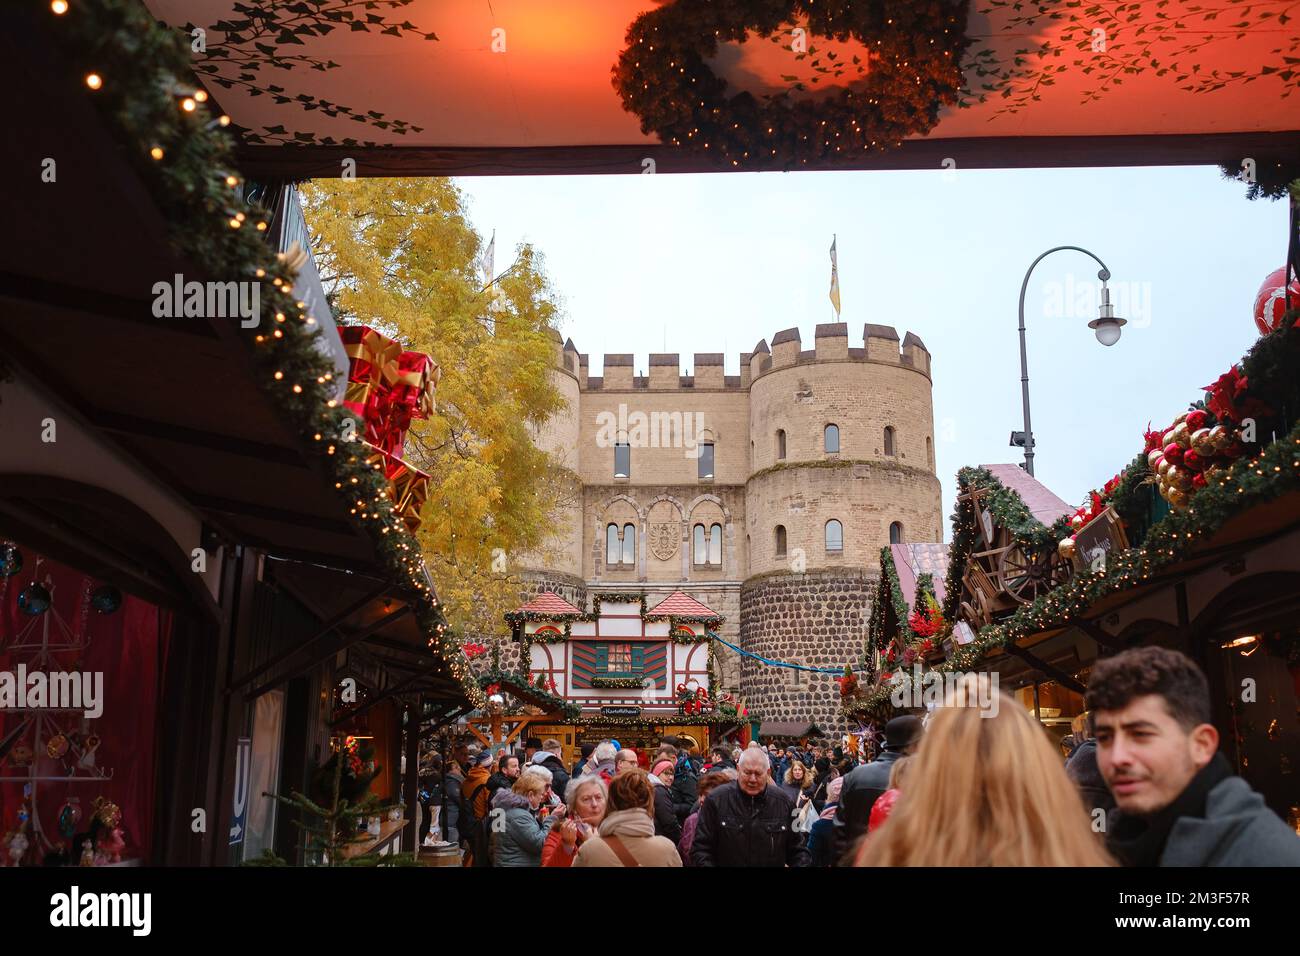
left=490, top=771, right=558, bottom=867
left=780, top=757, right=816, bottom=805
left=856, top=678, right=1113, bottom=867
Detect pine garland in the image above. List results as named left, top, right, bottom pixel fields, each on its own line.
left=49, top=0, right=481, bottom=707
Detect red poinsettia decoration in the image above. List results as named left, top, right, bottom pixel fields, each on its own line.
left=461, top=641, right=488, bottom=659
left=484, top=683, right=500, bottom=697
left=1204, top=365, right=1271, bottom=425
left=1143, top=422, right=1165, bottom=453
left=908, top=592, right=946, bottom=638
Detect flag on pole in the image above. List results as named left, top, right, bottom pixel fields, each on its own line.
left=482, top=229, right=496, bottom=287
left=828, top=235, right=841, bottom=316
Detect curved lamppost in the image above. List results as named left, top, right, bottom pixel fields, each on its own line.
left=1015, top=246, right=1126, bottom=476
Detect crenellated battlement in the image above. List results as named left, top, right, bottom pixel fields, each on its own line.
left=550, top=323, right=932, bottom=391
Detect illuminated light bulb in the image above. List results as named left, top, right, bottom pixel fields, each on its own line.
left=255, top=268, right=266, bottom=278
left=293, top=384, right=303, bottom=394
left=256, top=221, right=267, bottom=231
left=273, top=371, right=284, bottom=380
left=229, top=218, right=241, bottom=228
left=275, top=312, right=285, bottom=322
left=51, top=0, right=69, bottom=14
left=85, top=73, right=103, bottom=90
left=235, top=212, right=246, bottom=222
left=273, top=329, right=282, bottom=338
left=181, top=97, right=197, bottom=112
left=150, top=146, right=164, bottom=160
left=226, top=175, right=239, bottom=187
left=194, top=89, right=208, bottom=103
left=219, top=115, right=231, bottom=126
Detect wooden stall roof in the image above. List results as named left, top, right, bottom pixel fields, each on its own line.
left=140, top=0, right=1300, bottom=178
left=0, top=15, right=383, bottom=577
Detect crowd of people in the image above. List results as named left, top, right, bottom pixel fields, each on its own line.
left=417, top=646, right=1300, bottom=867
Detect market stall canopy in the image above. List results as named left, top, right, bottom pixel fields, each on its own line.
left=254, top=556, right=472, bottom=710
left=139, top=0, right=1300, bottom=178
left=982, top=463, right=1075, bottom=527
left=890, top=542, right=951, bottom=615
left=759, top=721, right=825, bottom=738
left=0, top=19, right=384, bottom=577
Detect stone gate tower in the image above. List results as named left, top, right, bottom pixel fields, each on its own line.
left=514, top=323, right=943, bottom=735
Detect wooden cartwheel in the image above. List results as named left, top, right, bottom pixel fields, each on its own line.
left=996, top=540, right=1071, bottom=604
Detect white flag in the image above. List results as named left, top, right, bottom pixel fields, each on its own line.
left=482, top=229, right=496, bottom=287
left=829, top=235, right=841, bottom=316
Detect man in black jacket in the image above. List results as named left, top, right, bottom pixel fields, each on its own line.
left=486, top=752, right=520, bottom=800
left=831, top=715, right=922, bottom=865
left=529, top=739, right=570, bottom=806
left=691, top=746, right=809, bottom=867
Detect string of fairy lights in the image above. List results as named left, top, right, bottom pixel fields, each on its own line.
left=849, top=426, right=1300, bottom=713
left=51, top=0, right=482, bottom=707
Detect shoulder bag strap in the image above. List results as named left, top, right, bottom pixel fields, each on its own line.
left=602, top=834, right=642, bottom=868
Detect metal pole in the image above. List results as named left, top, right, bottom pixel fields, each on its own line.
left=1017, top=246, right=1112, bottom=476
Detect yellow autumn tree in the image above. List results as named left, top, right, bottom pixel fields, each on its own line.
left=300, top=178, right=574, bottom=641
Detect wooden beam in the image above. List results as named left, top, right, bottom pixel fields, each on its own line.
left=235, top=131, right=1300, bottom=181
left=189, top=493, right=353, bottom=535
left=92, top=410, right=307, bottom=466
left=231, top=585, right=389, bottom=690
left=1001, top=642, right=1086, bottom=694
left=244, top=604, right=411, bottom=699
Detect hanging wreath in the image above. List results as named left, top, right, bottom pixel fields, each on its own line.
left=612, top=0, right=972, bottom=169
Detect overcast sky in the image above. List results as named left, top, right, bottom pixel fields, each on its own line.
left=456, top=165, right=1288, bottom=540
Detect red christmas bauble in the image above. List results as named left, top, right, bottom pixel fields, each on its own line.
left=1186, top=409, right=1208, bottom=431
left=1163, top=442, right=1184, bottom=464
left=1254, top=267, right=1300, bottom=336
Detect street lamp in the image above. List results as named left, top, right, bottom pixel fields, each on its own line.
left=1015, top=246, right=1126, bottom=476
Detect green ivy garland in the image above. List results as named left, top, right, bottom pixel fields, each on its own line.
left=49, top=0, right=481, bottom=707
left=589, top=677, right=648, bottom=690
left=478, top=670, right=582, bottom=721
left=508, top=590, right=724, bottom=647
left=612, top=0, right=972, bottom=170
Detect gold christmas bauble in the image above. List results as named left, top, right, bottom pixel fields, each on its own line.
left=1191, top=427, right=1214, bottom=455
left=1163, top=427, right=1179, bottom=448
left=1173, top=412, right=1188, bottom=425
left=1058, top=537, right=1077, bottom=560
left=1171, top=422, right=1191, bottom=447
left=1166, top=464, right=1183, bottom=486
left=1168, top=488, right=1189, bottom=509
left=1158, top=457, right=1172, bottom=477
left=1209, top=424, right=1228, bottom=450
left=1147, top=449, right=1164, bottom=471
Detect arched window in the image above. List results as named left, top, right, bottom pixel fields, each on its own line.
left=621, top=523, right=636, bottom=565
left=825, top=519, right=843, bottom=553
left=775, top=525, right=787, bottom=558
left=926, top=436, right=933, bottom=469
left=708, top=523, right=723, bottom=565
left=693, top=524, right=706, bottom=565
left=606, top=523, right=620, bottom=565
left=883, top=426, right=895, bottom=456
left=776, top=429, right=786, bottom=460
left=824, top=423, right=840, bottom=454
left=889, top=521, right=903, bottom=544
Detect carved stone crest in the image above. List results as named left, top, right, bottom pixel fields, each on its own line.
left=649, top=521, right=679, bottom=561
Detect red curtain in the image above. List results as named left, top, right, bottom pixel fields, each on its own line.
left=0, top=549, right=164, bottom=864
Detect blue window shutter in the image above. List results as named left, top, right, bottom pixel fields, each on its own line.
left=595, top=644, right=608, bottom=671
left=631, top=644, right=645, bottom=671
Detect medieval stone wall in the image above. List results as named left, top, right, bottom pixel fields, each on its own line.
left=739, top=568, right=877, bottom=735
left=510, top=324, right=940, bottom=734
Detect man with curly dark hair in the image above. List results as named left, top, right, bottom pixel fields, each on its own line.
left=1087, top=645, right=1300, bottom=866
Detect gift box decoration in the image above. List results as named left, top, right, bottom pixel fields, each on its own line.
left=364, top=446, right=432, bottom=534
left=340, top=325, right=440, bottom=458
